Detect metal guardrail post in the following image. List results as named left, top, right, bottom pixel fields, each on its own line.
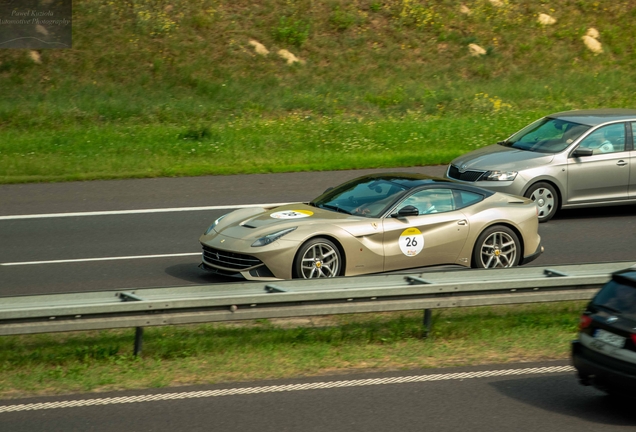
left=134, top=327, right=144, bottom=356
left=119, top=293, right=145, bottom=356
left=423, top=309, right=432, bottom=338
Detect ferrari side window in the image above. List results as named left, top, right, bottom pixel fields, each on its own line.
left=400, top=189, right=455, bottom=215
left=453, top=190, right=484, bottom=209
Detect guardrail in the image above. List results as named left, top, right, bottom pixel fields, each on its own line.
left=2, top=262, right=633, bottom=346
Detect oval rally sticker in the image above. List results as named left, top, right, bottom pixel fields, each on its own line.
left=399, top=228, right=424, bottom=257
left=270, top=210, right=314, bottom=219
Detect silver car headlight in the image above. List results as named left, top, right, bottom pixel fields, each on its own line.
left=204, top=214, right=227, bottom=235
left=482, top=170, right=518, bottom=181
left=252, top=227, right=297, bottom=247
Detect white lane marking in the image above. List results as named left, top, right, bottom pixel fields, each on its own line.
left=1, top=253, right=201, bottom=266
left=0, top=203, right=292, bottom=221
left=0, top=366, right=574, bottom=413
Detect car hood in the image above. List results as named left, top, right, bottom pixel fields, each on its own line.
left=211, top=203, right=367, bottom=240
left=451, top=144, right=555, bottom=171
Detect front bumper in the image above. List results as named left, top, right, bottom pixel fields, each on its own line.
left=571, top=340, right=636, bottom=393
left=445, top=165, right=528, bottom=196
left=199, top=232, right=300, bottom=280
left=199, top=259, right=279, bottom=280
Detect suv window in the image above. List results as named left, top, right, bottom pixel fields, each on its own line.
left=592, top=277, right=636, bottom=320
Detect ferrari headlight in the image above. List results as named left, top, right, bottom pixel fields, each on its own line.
left=204, top=214, right=227, bottom=235
left=252, top=227, right=297, bottom=247
left=482, top=170, right=518, bottom=181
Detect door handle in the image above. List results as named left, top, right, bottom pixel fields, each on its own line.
left=458, top=220, right=467, bottom=225
left=617, top=160, right=628, bottom=166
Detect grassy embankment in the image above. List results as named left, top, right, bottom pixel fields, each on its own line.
left=1, top=0, right=635, bottom=183
left=0, top=0, right=631, bottom=397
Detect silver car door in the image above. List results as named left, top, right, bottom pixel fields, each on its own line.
left=381, top=189, right=470, bottom=272
left=567, top=123, right=630, bottom=204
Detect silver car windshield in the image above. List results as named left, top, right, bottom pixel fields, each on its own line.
left=500, top=117, right=590, bottom=154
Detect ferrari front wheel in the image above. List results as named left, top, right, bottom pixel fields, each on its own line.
left=472, top=225, right=520, bottom=268
left=293, top=238, right=342, bottom=279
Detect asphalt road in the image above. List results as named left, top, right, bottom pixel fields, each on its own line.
left=1, top=169, right=636, bottom=430
left=1, top=166, right=636, bottom=296
left=1, top=361, right=635, bottom=432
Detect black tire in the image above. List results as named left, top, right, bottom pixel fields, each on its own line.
left=524, top=182, right=559, bottom=223
left=472, top=225, right=521, bottom=268
left=293, top=238, right=342, bottom=279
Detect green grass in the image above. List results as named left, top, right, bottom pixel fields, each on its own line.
left=0, top=111, right=540, bottom=181
left=0, top=302, right=585, bottom=399
left=1, top=0, right=636, bottom=183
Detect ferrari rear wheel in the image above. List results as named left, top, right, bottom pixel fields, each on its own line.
left=293, top=238, right=342, bottom=279
left=472, top=225, right=520, bottom=268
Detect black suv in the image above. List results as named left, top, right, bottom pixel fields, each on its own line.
left=572, top=267, right=636, bottom=395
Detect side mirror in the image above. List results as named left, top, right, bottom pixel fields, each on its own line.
left=572, top=147, right=594, bottom=157
left=391, top=205, right=419, bottom=218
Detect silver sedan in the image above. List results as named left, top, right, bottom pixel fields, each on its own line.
left=445, top=109, right=636, bottom=222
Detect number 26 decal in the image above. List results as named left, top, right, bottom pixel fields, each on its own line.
left=399, top=228, right=424, bottom=256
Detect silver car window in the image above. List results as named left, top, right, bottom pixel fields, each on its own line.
left=578, top=123, right=626, bottom=154
left=502, top=118, right=590, bottom=154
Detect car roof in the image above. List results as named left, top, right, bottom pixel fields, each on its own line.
left=351, top=173, right=495, bottom=196
left=548, top=109, right=636, bottom=126
left=361, top=172, right=451, bottom=188
left=612, top=267, right=636, bottom=286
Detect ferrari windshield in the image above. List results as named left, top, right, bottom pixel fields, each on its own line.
left=311, top=177, right=410, bottom=218
left=499, top=117, right=590, bottom=154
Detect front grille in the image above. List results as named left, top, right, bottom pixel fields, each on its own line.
left=202, top=245, right=262, bottom=270
left=448, top=165, right=487, bottom=182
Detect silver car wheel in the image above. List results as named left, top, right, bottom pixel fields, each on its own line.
left=297, top=239, right=341, bottom=278
left=525, top=182, right=559, bottom=223
left=478, top=231, right=518, bottom=268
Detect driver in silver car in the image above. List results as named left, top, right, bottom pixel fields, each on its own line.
left=580, top=130, right=614, bottom=154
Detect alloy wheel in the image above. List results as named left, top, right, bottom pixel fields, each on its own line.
left=299, top=241, right=340, bottom=278
left=479, top=231, right=518, bottom=268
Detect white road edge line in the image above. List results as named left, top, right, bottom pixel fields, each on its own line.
left=0, top=203, right=292, bottom=220
left=0, top=366, right=575, bottom=413
left=1, top=253, right=201, bottom=266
